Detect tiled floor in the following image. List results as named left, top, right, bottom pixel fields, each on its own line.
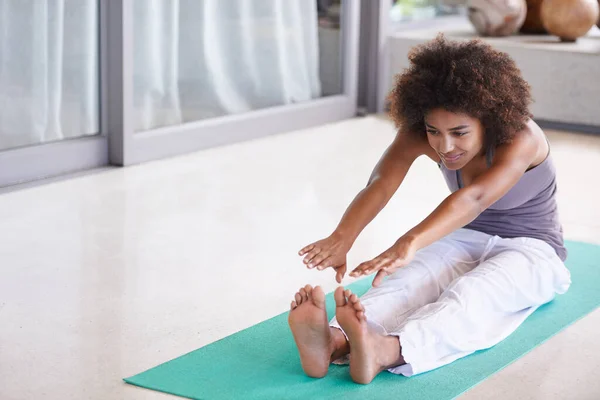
left=1, top=116, right=598, bottom=399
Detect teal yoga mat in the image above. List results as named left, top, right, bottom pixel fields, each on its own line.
left=124, top=241, right=600, bottom=400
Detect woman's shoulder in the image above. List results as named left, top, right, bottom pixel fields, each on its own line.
left=393, top=129, right=440, bottom=163
left=495, top=119, right=549, bottom=169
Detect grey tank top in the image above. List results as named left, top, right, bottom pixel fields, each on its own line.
left=439, top=151, right=567, bottom=261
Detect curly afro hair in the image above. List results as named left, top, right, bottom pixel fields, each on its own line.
left=388, top=34, right=532, bottom=151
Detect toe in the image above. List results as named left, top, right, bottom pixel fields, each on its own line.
left=347, top=292, right=365, bottom=312
left=334, top=287, right=346, bottom=307
left=353, top=300, right=364, bottom=312
left=344, top=289, right=352, bottom=300
left=304, top=284, right=313, bottom=297
left=291, top=300, right=297, bottom=310
left=312, top=286, right=326, bottom=308
left=295, top=292, right=302, bottom=305
left=300, top=288, right=308, bottom=302
left=357, top=311, right=366, bottom=321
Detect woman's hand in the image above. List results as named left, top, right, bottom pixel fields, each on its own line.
left=350, top=236, right=418, bottom=287
left=299, top=231, right=352, bottom=283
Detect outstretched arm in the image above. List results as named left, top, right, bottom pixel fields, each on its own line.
left=334, top=131, right=427, bottom=243
left=299, top=130, right=428, bottom=282
left=351, top=129, right=540, bottom=286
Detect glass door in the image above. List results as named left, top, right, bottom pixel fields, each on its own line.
left=126, top=0, right=360, bottom=164
left=0, top=0, right=107, bottom=188
left=0, top=0, right=363, bottom=186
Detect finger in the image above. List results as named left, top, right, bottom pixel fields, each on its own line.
left=350, top=262, right=371, bottom=276
left=372, top=269, right=390, bottom=287
left=365, top=260, right=394, bottom=278
left=299, top=244, right=315, bottom=256
left=351, top=260, right=379, bottom=276
left=303, top=247, right=323, bottom=267
left=335, top=264, right=347, bottom=284
left=360, top=263, right=377, bottom=275
left=311, top=253, right=332, bottom=269
left=364, top=257, right=390, bottom=273
left=316, top=255, right=336, bottom=271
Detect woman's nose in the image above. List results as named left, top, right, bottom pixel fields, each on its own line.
left=439, top=135, right=454, bottom=153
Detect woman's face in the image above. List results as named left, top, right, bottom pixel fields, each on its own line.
left=424, top=108, right=485, bottom=170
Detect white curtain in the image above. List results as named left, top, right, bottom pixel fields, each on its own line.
left=0, top=0, right=99, bottom=150
left=133, top=0, right=322, bottom=132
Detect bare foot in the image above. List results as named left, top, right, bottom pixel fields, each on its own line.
left=288, top=285, right=334, bottom=378
left=334, top=287, right=405, bottom=384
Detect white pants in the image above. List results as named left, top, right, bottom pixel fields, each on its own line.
left=329, top=228, right=571, bottom=376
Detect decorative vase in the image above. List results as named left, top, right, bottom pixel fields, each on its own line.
left=541, top=0, right=599, bottom=42
left=468, top=0, right=527, bottom=36
left=520, top=0, right=547, bottom=34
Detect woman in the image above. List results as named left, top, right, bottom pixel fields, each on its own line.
left=288, top=35, right=571, bottom=385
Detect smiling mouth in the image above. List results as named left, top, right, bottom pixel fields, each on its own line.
left=441, top=153, right=464, bottom=163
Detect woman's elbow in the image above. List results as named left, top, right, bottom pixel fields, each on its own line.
left=454, top=188, right=487, bottom=217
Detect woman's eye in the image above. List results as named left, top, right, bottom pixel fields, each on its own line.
left=426, top=130, right=438, bottom=135
left=454, top=131, right=468, bottom=137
